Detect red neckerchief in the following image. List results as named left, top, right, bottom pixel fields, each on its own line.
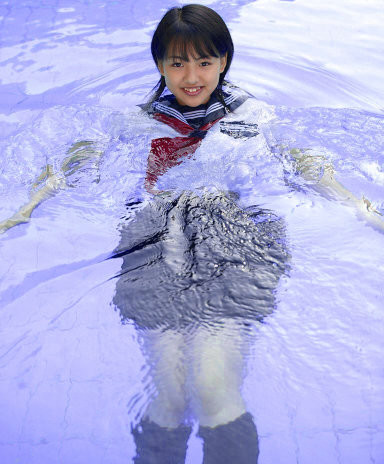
left=145, top=113, right=222, bottom=193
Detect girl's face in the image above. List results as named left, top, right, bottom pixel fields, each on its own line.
left=158, top=46, right=227, bottom=107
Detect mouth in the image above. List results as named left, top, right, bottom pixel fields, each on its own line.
left=182, top=86, right=203, bottom=97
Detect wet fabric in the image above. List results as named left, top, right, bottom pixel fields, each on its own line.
left=131, top=418, right=191, bottom=464
left=113, top=88, right=289, bottom=330
left=145, top=113, right=222, bottom=192
left=112, top=192, right=289, bottom=330
left=198, top=412, right=259, bottom=464
left=143, top=86, right=251, bottom=191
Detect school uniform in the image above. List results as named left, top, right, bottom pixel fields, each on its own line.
left=112, top=85, right=290, bottom=330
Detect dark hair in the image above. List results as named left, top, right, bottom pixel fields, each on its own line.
left=146, top=4, right=234, bottom=110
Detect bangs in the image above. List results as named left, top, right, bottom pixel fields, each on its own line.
left=148, top=5, right=234, bottom=108
left=151, top=5, right=233, bottom=65
left=164, top=28, right=221, bottom=61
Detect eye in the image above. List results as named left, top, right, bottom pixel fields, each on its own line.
left=171, top=62, right=183, bottom=68
left=201, top=61, right=211, bottom=67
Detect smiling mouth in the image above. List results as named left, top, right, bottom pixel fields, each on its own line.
left=182, top=87, right=203, bottom=96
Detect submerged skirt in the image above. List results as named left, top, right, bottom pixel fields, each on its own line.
left=112, top=191, right=290, bottom=330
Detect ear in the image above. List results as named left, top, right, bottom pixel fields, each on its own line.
left=157, top=60, right=165, bottom=76
left=220, top=53, right=227, bottom=73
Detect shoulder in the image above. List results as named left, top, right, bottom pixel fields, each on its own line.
left=219, top=86, right=275, bottom=140
left=114, top=104, right=166, bottom=145
left=138, top=94, right=177, bottom=118
left=223, top=84, right=275, bottom=122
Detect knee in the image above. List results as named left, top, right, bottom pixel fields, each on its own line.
left=145, top=386, right=187, bottom=427
left=192, top=366, right=243, bottom=421
left=155, top=381, right=187, bottom=412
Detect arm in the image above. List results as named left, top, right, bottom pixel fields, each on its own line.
left=290, top=148, right=384, bottom=233
left=0, top=141, right=102, bottom=234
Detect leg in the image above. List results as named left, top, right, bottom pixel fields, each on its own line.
left=140, top=328, right=187, bottom=428
left=188, top=319, right=249, bottom=427
left=132, top=328, right=191, bottom=464
left=198, top=412, right=259, bottom=464
left=188, top=320, right=259, bottom=463
left=132, top=418, right=191, bottom=464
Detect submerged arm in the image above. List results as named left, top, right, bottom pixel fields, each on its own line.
left=290, top=148, right=384, bottom=233
left=0, top=141, right=102, bottom=234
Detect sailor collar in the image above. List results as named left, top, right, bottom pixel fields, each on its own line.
left=143, top=86, right=251, bottom=129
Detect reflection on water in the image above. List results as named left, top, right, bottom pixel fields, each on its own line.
left=231, top=0, right=384, bottom=112
left=1, top=1, right=384, bottom=464
left=0, top=101, right=383, bottom=464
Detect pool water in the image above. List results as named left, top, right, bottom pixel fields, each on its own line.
left=1, top=1, right=384, bottom=463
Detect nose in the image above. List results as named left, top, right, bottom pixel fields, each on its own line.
left=184, top=64, right=199, bottom=85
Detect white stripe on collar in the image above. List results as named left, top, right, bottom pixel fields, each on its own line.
left=206, top=95, right=237, bottom=116
left=153, top=91, right=240, bottom=125
left=153, top=102, right=189, bottom=125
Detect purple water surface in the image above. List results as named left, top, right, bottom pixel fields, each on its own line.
left=1, top=1, right=384, bottom=463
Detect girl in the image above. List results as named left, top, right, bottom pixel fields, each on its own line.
left=112, top=5, right=384, bottom=464
left=114, top=5, right=285, bottom=463
left=1, top=5, right=383, bottom=464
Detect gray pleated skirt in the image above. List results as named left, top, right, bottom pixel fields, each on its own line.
left=112, top=191, right=290, bottom=330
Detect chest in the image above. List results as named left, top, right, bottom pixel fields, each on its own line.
left=154, top=117, right=284, bottom=198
